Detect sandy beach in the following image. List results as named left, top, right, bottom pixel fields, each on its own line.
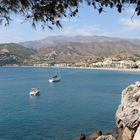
left=65, top=67, right=140, bottom=72
left=3, top=65, right=140, bottom=72
left=35, top=66, right=140, bottom=72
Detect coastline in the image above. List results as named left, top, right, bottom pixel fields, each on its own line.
left=3, top=66, right=139, bottom=140
left=53, top=66, right=140, bottom=72
left=2, top=65, right=140, bottom=72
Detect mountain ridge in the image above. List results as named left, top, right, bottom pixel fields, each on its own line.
left=1, top=36, right=140, bottom=65
left=19, top=35, right=136, bottom=48
left=0, top=43, right=35, bottom=65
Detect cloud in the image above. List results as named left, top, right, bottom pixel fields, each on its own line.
left=0, top=22, right=112, bottom=43
left=120, top=18, right=140, bottom=29
left=0, top=26, right=17, bottom=43
left=61, top=24, right=110, bottom=36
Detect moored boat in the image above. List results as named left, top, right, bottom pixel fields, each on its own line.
left=29, top=88, right=40, bottom=96
left=48, top=75, right=61, bottom=83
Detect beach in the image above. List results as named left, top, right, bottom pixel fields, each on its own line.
left=4, top=65, right=140, bottom=72
left=31, top=66, right=140, bottom=72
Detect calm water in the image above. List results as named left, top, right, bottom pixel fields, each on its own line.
left=0, top=67, right=140, bottom=140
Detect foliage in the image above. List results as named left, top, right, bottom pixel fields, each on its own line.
left=0, top=43, right=35, bottom=58
left=127, top=86, right=134, bottom=91
left=95, top=57, right=104, bottom=62
left=0, top=0, right=139, bottom=29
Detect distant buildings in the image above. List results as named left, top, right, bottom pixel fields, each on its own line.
left=0, top=48, right=10, bottom=54
left=89, top=58, right=139, bottom=69
left=31, top=57, right=140, bottom=69
left=1, top=49, right=140, bottom=69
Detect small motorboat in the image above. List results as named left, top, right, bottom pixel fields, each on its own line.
left=29, top=88, right=40, bottom=96
left=49, top=75, right=61, bottom=83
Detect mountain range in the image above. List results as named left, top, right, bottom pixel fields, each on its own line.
left=1, top=35, right=140, bottom=65
left=19, top=35, right=140, bottom=49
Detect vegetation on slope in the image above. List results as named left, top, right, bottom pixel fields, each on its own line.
left=0, top=43, right=35, bottom=58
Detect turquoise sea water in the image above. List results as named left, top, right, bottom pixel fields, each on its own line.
left=0, top=67, right=140, bottom=140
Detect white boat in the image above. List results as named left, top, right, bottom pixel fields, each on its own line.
left=29, top=88, right=40, bottom=96
left=49, top=75, right=61, bottom=83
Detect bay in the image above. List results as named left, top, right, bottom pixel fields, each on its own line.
left=0, top=67, right=140, bottom=140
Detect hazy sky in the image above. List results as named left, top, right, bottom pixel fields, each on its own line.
left=0, top=4, right=140, bottom=43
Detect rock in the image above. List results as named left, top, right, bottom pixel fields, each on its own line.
left=96, top=135, right=116, bottom=140
left=88, top=131, right=102, bottom=140
left=121, top=127, right=133, bottom=140
left=76, top=82, right=140, bottom=140
left=75, top=134, right=86, bottom=140
left=79, top=134, right=86, bottom=140
left=134, top=125, right=140, bottom=140
left=0, top=53, right=20, bottom=66
left=116, top=81, right=140, bottom=140
left=135, top=81, right=140, bottom=87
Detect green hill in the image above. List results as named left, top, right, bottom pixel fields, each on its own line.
left=0, top=43, right=35, bottom=65
left=0, top=43, right=35, bottom=58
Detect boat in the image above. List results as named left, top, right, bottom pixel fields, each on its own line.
left=48, top=75, right=61, bottom=83
left=29, top=88, right=40, bottom=96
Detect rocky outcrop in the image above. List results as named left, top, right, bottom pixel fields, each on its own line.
left=134, top=125, right=140, bottom=140
left=0, top=52, right=20, bottom=66
left=96, top=135, right=116, bottom=140
left=76, top=81, right=140, bottom=140
left=88, top=131, right=102, bottom=140
left=76, top=134, right=116, bottom=140
left=116, top=81, right=140, bottom=140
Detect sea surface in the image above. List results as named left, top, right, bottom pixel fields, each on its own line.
left=0, top=67, right=140, bottom=140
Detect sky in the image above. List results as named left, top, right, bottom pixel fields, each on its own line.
left=0, top=4, right=140, bottom=43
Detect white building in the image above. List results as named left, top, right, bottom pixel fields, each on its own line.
left=135, top=60, right=140, bottom=68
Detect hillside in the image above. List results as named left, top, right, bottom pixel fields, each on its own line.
left=32, top=40, right=140, bottom=63
left=1, top=36, right=140, bottom=65
left=0, top=43, right=35, bottom=58
left=19, top=35, right=123, bottom=48
left=19, top=35, right=140, bottom=49
left=0, top=43, right=35, bottom=65
left=19, top=35, right=140, bottom=63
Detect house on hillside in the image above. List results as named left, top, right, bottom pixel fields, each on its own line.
left=102, top=58, right=114, bottom=67
left=0, top=48, right=10, bottom=54
left=102, top=57, right=136, bottom=68
left=75, top=62, right=87, bottom=67
left=135, top=60, right=140, bottom=68
left=118, top=60, right=136, bottom=69
left=90, top=62, right=103, bottom=67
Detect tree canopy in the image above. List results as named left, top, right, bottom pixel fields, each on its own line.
left=0, top=0, right=139, bottom=29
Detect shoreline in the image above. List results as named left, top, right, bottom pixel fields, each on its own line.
left=53, top=66, right=140, bottom=72
left=2, top=65, right=140, bottom=72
